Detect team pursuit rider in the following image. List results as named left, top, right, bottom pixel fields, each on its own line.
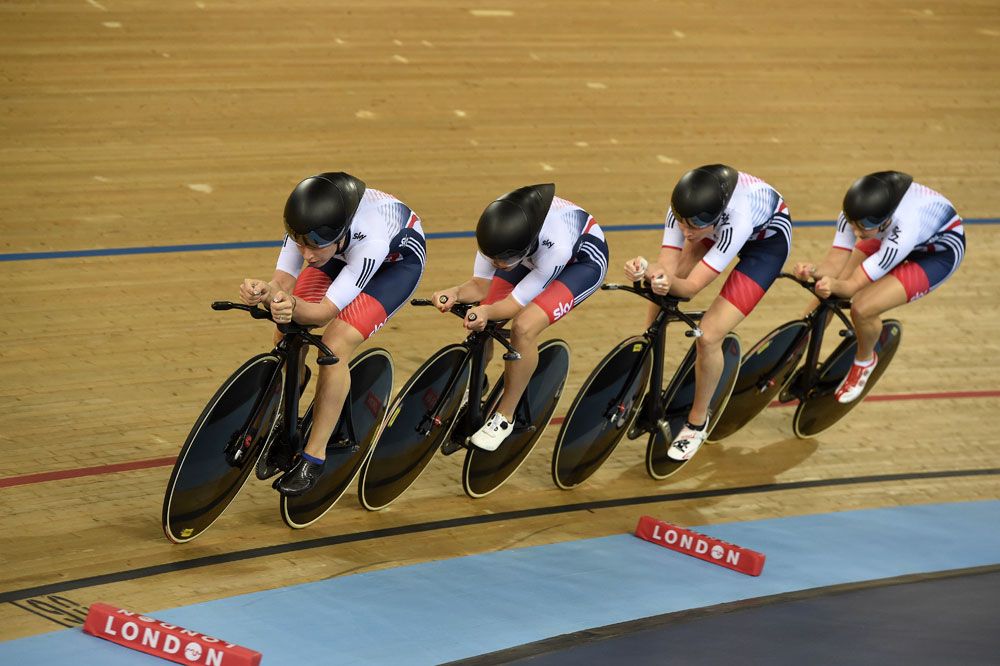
left=433, top=184, right=609, bottom=452
left=626, top=164, right=793, bottom=463
left=240, top=172, right=427, bottom=496
left=793, top=171, right=965, bottom=403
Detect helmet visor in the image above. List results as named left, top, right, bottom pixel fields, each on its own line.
left=847, top=214, right=887, bottom=231
left=285, top=224, right=346, bottom=249
left=481, top=241, right=535, bottom=269
left=676, top=210, right=720, bottom=229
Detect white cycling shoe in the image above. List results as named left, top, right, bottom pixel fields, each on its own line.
left=469, top=412, right=513, bottom=452
left=667, top=422, right=709, bottom=462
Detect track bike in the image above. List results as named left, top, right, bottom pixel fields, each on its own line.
left=709, top=272, right=902, bottom=440
left=162, top=301, right=392, bottom=542
left=551, top=281, right=742, bottom=489
left=357, top=298, right=570, bottom=508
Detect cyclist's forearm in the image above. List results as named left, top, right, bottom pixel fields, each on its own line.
left=268, top=271, right=297, bottom=296
left=292, top=297, right=339, bottom=326
left=657, top=246, right=681, bottom=275
left=812, top=248, right=851, bottom=279
left=482, top=296, right=522, bottom=322
left=457, top=277, right=491, bottom=303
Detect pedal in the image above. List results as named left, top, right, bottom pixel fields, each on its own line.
left=256, top=432, right=293, bottom=480
left=627, top=419, right=649, bottom=440
left=512, top=421, right=536, bottom=435
left=441, top=402, right=471, bottom=455
left=328, top=436, right=359, bottom=455
left=656, top=419, right=672, bottom=443
left=778, top=370, right=805, bottom=403
left=440, top=436, right=465, bottom=456
left=627, top=395, right=650, bottom=439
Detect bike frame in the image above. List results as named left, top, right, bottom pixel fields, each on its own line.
left=761, top=274, right=856, bottom=400
left=211, top=302, right=353, bottom=456
left=600, top=283, right=704, bottom=433
left=411, top=300, right=521, bottom=444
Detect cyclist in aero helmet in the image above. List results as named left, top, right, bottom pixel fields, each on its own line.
left=239, top=172, right=427, bottom=496
left=433, top=184, right=609, bottom=452
left=794, top=171, right=965, bottom=403
left=626, top=164, right=793, bottom=462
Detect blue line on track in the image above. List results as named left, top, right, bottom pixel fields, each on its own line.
left=2, top=218, right=998, bottom=262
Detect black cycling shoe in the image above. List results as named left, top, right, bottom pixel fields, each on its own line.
left=274, top=457, right=325, bottom=496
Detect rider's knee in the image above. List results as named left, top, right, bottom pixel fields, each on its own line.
left=695, top=327, right=727, bottom=351
left=320, top=322, right=363, bottom=359
left=850, top=298, right=881, bottom=322
left=511, top=313, right=543, bottom=342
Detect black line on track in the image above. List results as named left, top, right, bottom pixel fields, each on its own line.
left=7, top=601, right=79, bottom=629
left=0, top=467, right=996, bottom=603
left=444, top=564, right=1000, bottom=665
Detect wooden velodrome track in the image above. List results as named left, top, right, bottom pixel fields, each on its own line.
left=1, top=0, right=998, bottom=643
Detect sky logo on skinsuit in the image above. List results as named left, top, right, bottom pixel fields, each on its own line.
left=542, top=238, right=554, bottom=249
left=552, top=300, right=573, bottom=321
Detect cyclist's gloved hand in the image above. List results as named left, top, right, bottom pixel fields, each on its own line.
left=241, top=278, right=271, bottom=306
left=433, top=287, right=460, bottom=312
left=647, top=266, right=670, bottom=295
left=271, top=291, right=296, bottom=323
left=793, top=262, right=816, bottom=281
left=464, top=305, right=488, bottom=332
left=813, top=276, right=833, bottom=299
left=624, top=256, right=648, bottom=282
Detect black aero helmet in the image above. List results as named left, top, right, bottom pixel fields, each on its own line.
left=283, top=172, right=366, bottom=247
left=842, top=171, right=913, bottom=230
left=476, top=183, right=556, bottom=263
left=671, top=164, right=739, bottom=228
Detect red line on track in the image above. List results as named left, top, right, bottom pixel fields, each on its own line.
left=2, top=389, right=997, bottom=489
left=0, top=456, right=178, bottom=489
left=767, top=388, right=1000, bottom=409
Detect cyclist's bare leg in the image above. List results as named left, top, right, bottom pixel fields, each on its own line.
left=302, top=319, right=365, bottom=460
left=849, top=276, right=907, bottom=361
left=495, top=304, right=549, bottom=419
left=689, top=296, right=745, bottom=425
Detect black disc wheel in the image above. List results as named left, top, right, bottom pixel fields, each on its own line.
left=551, top=336, right=652, bottom=490
left=645, top=333, right=742, bottom=480
left=710, top=320, right=809, bottom=442
left=357, top=344, right=470, bottom=511
left=463, top=339, right=571, bottom=499
left=162, top=353, right=282, bottom=544
left=793, top=320, right=902, bottom=438
left=280, top=348, right=394, bottom=528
